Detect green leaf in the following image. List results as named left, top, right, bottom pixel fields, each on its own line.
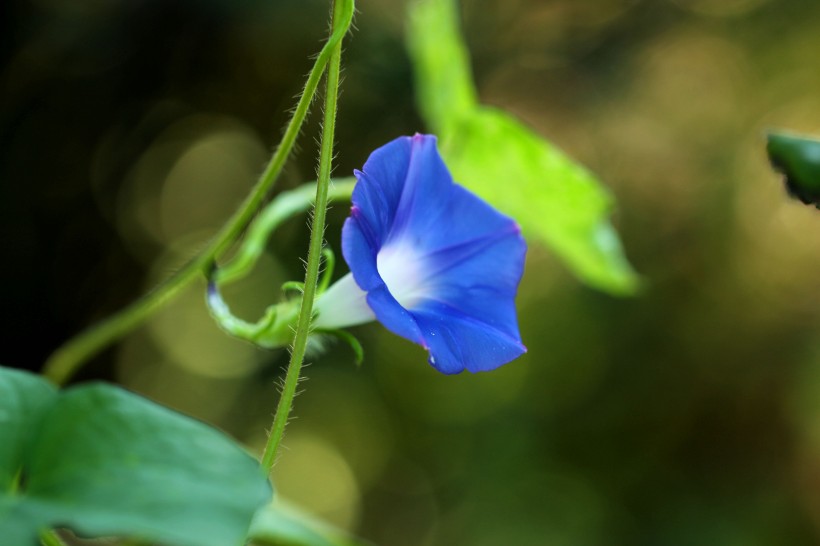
left=767, top=130, right=820, bottom=207
left=406, top=0, right=639, bottom=295
left=440, top=108, right=639, bottom=294
left=0, top=496, right=48, bottom=546
left=0, top=368, right=57, bottom=490
left=0, top=366, right=272, bottom=546
left=249, top=500, right=372, bottom=546
left=405, top=0, right=476, bottom=135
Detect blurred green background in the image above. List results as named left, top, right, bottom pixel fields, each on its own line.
left=4, top=0, right=820, bottom=544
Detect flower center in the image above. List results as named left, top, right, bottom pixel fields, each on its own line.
left=377, top=240, right=428, bottom=310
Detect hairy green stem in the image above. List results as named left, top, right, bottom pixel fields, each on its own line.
left=261, top=0, right=349, bottom=472
left=41, top=3, right=355, bottom=386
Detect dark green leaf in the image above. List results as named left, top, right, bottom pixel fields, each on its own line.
left=0, top=496, right=47, bottom=546
left=0, top=367, right=57, bottom=490
left=0, top=367, right=272, bottom=546
left=767, top=131, right=820, bottom=207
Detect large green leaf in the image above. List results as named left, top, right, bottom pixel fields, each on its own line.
left=0, top=495, right=48, bottom=546
left=0, top=368, right=57, bottom=490
left=249, top=500, right=372, bottom=546
left=406, top=0, right=639, bottom=294
left=0, top=366, right=272, bottom=546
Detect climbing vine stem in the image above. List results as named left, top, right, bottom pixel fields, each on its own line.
left=261, top=0, right=350, bottom=472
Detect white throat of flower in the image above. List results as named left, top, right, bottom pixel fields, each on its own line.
left=313, top=239, right=428, bottom=330
left=376, top=240, right=427, bottom=310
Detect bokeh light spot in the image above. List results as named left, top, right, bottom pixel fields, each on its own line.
left=272, top=433, right=361, bottom=531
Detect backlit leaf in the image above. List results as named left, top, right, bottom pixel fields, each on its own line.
left=406, top=0, right=639, bottom=294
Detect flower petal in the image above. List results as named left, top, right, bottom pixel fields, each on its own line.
left=349, top=137, right=412, bottom=248
left=413, top=307, right=527, bottom=374
left=386, top=135, right=456, bottom=245
left=341, top=212, right=424, bottom=343
left=341, top=213, right=381, bottom=291
left=365, top=285, right=425, bottom=345
left=415, top=227, right=526, bottom=342
left=339, top=133, right=527, bottom=374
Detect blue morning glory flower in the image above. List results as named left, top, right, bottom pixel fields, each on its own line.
left=314, top=134, right=526, bottom=374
